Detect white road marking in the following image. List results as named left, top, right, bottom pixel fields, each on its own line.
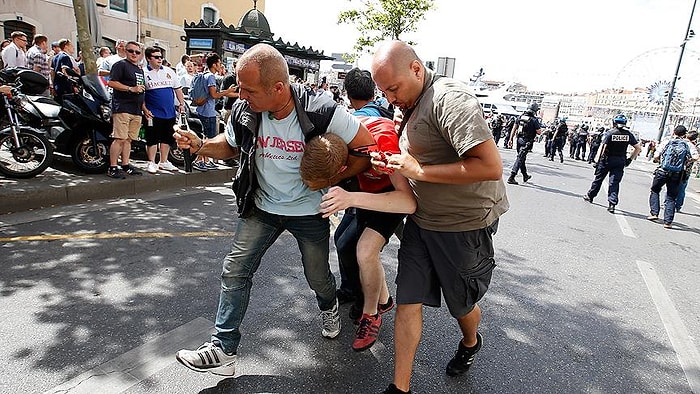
left=44, top=317, right=213, bottom=394
left=602, top=183, right=636, bottom=238
left=637, top=260, right=700, bottom=394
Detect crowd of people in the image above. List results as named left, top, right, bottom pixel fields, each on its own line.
left=4, top=32, right=699, bottom=392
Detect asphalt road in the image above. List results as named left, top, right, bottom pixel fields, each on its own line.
left=1, top=143, right=699, bottom=394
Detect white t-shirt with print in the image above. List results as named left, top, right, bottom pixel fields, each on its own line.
left=226, top=106, right=360, bottom=216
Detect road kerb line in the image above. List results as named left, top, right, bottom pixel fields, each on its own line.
left=44, top=317, right=214, bottom=394
left=637, top=260, right=700, bottom=393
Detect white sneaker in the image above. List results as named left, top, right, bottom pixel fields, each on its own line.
left=146, top=161, right=158, bottom=174
left=320, top=300, right=341, bottom=339
left=175, top=340, right=237, bottom=376
left=158, top=161, right=179, bottom=172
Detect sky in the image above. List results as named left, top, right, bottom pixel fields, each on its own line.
left=263, top=0, right=700, bottom=95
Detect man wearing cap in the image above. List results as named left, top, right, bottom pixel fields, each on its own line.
left=646, top=125, right=699, bottom=228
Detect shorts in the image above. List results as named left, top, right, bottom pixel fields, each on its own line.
left=356, top=208, right=405, bottom=244
left=199, top=115, right=218, bottom=139
left=145, top=117, right=176, bottom=146
left=111, top=113, right=142, bottom=140
left=396, top=217, right=498, bottom=319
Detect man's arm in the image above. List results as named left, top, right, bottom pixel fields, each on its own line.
left=173, top=130, right=238, bottom=160
left=386, top=138, right=503, bottom=185
left=319, top=172, right=416, bottom=218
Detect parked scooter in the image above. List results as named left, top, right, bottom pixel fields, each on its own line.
left=0, top=68, right=54, bottom=178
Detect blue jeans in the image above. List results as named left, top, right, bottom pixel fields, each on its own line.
left=675, top=176, right=690, bottom=210
left=649, top=169, right=682, bottom=224
left=212, top=207, right=336, bottom=354
left=198, top=115, right=218, bottom=139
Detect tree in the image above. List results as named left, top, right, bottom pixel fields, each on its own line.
left=72, top=0, right=97, bottom=74
left=337, top=0, right=435, bottom=62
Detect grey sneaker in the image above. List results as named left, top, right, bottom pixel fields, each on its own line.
left=175, top=340, right=237, bottom=376
left=320, top=300, right=341, bottom=339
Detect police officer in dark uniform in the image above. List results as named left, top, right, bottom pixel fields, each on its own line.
left=549, top=119, right=567, bottom=162
left=583, top=114, right=642, bottom=213
left=587, top=127, right=605, bottom=164
left=507, top=103, right=542, bottom=184
left=574, top=124, right=589, bottom=160
left=543, top=121, right=556, bottom=157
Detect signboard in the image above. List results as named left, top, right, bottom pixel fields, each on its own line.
left=283, top=55, right=320, bottom=71
left=222, top=40, right=247, bottom=54
left=189, top=38, right=213, bottom=50
left=331, top=63, right=353, bottom=71
left=437, top=57, right=456, bottom=78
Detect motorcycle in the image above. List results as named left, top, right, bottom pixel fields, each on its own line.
left=0, top=68, right=54, bottom=179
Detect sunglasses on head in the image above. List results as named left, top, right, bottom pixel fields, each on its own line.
left=126, top=48, right=141, bottom=55
left=150, top=55, right=163, bottom=59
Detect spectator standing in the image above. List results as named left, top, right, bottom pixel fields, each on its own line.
left=172, top=43, right=375, bottom=376
left=1, top=31, right=28, bottom=68
left=192, top=53, right=237, bottom=171
left=175, top=54, right=189, bottom=78
left=219, top=61, right=239, bottom=125
left=96, top=46, right=112, bottom=68
left=51, top=39, right=81, bottom=101
left=0, top=39, right=11, bottom=68
left=371, top=40, right=508, bottom=394
left=99, top=40, right=127, bottom=82
left=26, top=34, right=51, bottom=94
left=142, top=46, right=185, bottom=174
left=179, top=60, right=195, bottom=94
left=105, top=41, right=145, bottom=179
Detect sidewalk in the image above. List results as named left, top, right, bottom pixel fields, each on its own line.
left=0, top=156, right=236, bottom=215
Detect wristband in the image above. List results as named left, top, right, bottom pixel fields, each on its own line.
left=191, top=139, right=203, bottom=155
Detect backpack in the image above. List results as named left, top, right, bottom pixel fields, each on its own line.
left=660, top=138, right=689, bottom=172
left=190, top=72, right=210, bottom=106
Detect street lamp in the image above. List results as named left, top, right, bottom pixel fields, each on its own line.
left=657, top=0, right=697, bottom=142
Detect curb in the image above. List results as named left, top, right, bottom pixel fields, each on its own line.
left=1, top=168, right=235, bottom=215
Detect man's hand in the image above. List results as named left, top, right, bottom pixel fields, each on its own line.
left=172, top=128, right=202, bottom=152
left=320, top=186, right=354, bottom=218
left=372, top=151, right=422, bottom=180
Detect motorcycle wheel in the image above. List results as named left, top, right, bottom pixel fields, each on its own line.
left=71, top=135, right=109, bottom=174
left=168, top=142, right=185, bottom=166
left=0, top=127, right=54, bottom=179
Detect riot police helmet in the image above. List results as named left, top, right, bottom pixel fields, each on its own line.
left=527, top=103, right=540, bottom=113
left=612, top=114, right=628, bottom=128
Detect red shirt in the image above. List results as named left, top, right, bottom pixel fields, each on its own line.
left=356, top=116, right=400, bottom=193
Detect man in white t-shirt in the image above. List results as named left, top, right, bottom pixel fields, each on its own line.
left=172, top=43, right=374, bottom=377
left=98, top=40, right=127, bottom=81
left=1, top=31, right=28, bottom=68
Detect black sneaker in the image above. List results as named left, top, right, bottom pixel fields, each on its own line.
left=107, top=166, right=126, bottom=179
left=382, top=383, right=411, bottom=394
left=446, top=332, right=482, bottom=377
left=122, top=164, right=143, bottom=176
left=523, top=174, right=532, bottom=182
left=349, top=302, right=363, bottom=322
left=583, top=194, right=592, bottom=203
left=506, top=177, right=518, bottom=185
left=607, top=203, right=615, bottom=214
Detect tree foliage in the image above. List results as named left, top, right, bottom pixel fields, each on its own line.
left=337, top=0, right=435, bottom=62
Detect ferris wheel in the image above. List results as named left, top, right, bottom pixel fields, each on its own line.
left=613, top=47, right=700, bottom=98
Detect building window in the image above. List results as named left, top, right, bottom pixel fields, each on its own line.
left=203, top=7, right=216, bottom=25
left=110, top=0, right=127, bottom=12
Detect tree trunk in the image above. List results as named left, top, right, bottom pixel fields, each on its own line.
left=71, top=0, right=97, bottom=75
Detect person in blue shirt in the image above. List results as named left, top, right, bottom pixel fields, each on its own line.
left=142, top=46, right=185, bottom=174
left=193, top=53, right=237, bottom=171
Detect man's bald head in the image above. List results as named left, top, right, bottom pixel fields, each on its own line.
left=371, top=40, right=425, bottom=110
left=237, top=43, right=290, bottom=90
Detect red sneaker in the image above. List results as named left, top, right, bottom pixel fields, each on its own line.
left=352, top=313, right=382, bottom=352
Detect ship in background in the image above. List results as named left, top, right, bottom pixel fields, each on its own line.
left=464, top=68, right=543, bottom=117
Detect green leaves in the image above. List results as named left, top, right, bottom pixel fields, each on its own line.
left=337, top=0, right=435, bottom=61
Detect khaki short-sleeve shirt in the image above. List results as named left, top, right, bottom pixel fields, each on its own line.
left=400, top=70, right=509, bottom=231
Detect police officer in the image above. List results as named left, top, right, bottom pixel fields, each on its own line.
left=549, top=119, right=567, bottom=163
left=583, top=114, right=641, bottom=213
left=507, top=103, right=542, bottom=184
left=575, top=124, right=589, bottom=160
left=543, top=121, right=556, bottom=157
left=587, top=127, right=605, bottom=164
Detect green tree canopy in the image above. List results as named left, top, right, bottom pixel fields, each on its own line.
left=337, top=0, right=435, bottom=62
